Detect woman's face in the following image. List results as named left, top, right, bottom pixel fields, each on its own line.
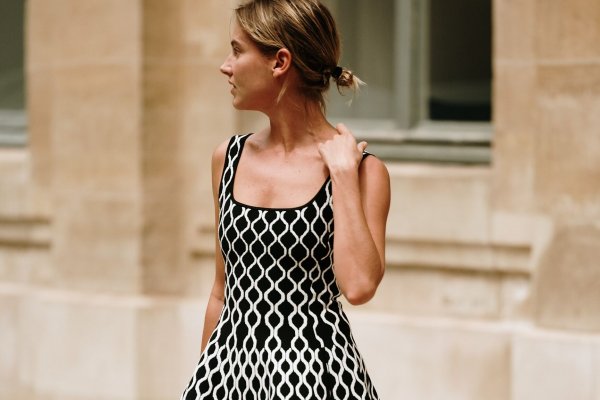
left=220, top=20, right=278, bottom=111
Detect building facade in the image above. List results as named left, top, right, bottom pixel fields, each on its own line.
left=1, top=0, right=599, bottom=399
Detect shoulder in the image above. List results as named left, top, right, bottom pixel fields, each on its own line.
left=358, top=153, right=391, bottom=210
left=211, top=137, right=231, bottom=171
left=211, top=134, right=250, bottom=168
left=359, top=153, right=390, bottom=184
left=211, top=134, right=255, bottom=178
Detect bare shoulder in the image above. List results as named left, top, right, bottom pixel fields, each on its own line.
left=211, top=138, right=236, bottom=181
left=359, top=154, right=390, bottom=185
left=211, top=137, right=233, bottom=193
left=212, top=137, right=231, bottom=170
left=358, top=154, right=391, bottom=211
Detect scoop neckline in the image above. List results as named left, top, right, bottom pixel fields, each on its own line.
left=229, top=134, right=331, bottom=212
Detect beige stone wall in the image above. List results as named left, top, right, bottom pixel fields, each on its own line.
left=1, top=0, right=600, bottom=399
left=1, top=0, right=233, bottom=398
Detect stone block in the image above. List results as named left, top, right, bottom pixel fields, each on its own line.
left=143, top=63, right=185, bottom=111
left=139, top=63, right=188, bottom=294
left=346, top=311, right=511, bottom=400
left=364, top=266, right=502, bottom=319
left=490, top=212, right=537, bottom=248
left=18, top=290, right=137, bottom=399
left=491, top=66, right=537, bottom=212
left=536, top=0, right=600, bottom=60
left=26, top=68, right=54, bottom=210
left=500, top=274, right=532, bottom=321
left=493, top=65, right=537, bottom=134
left=386, top=238, right=530, bottom=274
left=26, top=0, right=55, bottom=67
left=512, top=330, right=597, bottom=400
left=52, top=193, right=141, bottom=293
left=141, top=123, right=182, bottom=199
left=2, top=285, right=206, bottom=400
left=28, top=0, right=140, bottom=67
left=140, top=196, right=186, bottom=295
left=533, top=65, right=600, bottom=218
left=0, top=287, right=21, bottom=398
left=0, top=247, right=51, bottom=285
left=387, top=164, right=491, bottom=244
left=0, top=151, right=32, bottom=217
left=182, top=0, right=232, bottom=63
left=186, top=248, right=216, bottom=297
left=51, top=65, right=141, bottom=194
left=538, top=64, right=600, bottom=98
left=143, top=0, right=185, bottom=61
left=137, top=299, right=205, bottom=399
left=533, top=223, right=600, bottom=332
left=494, top=0, right=537, bottom=62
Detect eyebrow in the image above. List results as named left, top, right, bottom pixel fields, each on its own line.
left=230, top=39, right=242, bottom=47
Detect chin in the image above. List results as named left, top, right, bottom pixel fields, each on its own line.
left=232, top=100, right=258, bottom=112
left=231, top=96, right=246, bottom=110
left=232, top=101, right=245, bottom=110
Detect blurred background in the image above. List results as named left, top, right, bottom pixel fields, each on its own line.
left=1, top=0, right=599, bottom=399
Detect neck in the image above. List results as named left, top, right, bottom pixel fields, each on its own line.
left=262, top=95, right=334, bottom=152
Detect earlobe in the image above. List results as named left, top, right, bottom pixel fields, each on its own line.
left=272, top=48, right=292, bottom=78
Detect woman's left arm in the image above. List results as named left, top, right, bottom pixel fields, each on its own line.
left=318, top=123, right=391, bottom=305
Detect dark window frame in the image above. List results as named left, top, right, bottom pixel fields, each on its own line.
left=325, top=0, right=493, bottom=165
left=0, top=0, right=28, bottom=147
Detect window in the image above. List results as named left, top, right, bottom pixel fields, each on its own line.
left=324, top=0, right=492, bottom=164
left=0, top=0, right=27, bottom=147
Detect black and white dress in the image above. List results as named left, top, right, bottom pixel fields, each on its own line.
left=181, top=134, right=380, bottom=400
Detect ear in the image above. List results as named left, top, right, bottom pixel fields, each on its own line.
left=272, top=48, right=292, bottom=78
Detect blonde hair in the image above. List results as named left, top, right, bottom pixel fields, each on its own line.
left=235, top=0, right=363, bottom=109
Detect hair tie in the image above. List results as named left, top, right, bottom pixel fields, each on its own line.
left=331, top=66, right=343, bottom=80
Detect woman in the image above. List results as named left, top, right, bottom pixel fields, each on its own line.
left=181, top=0, right=390, bottom=399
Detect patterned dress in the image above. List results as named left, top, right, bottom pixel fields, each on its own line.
left=181, top=134, right=380, bottom=400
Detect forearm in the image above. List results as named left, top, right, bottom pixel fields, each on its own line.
left=331, top=169, right=384, bottom=304
left=200, top=292, right=224, bottom=354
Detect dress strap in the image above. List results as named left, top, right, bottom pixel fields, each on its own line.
left=218, top=134, right=252, bottom=205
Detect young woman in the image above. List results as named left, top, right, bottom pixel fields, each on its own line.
left=181, top=1, right=390, bottom=399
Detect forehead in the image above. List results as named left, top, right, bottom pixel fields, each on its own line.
left=230, top=19, right=251, bottom=45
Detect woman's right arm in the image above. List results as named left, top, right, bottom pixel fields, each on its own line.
left=199, top=139, right=230, bottom=354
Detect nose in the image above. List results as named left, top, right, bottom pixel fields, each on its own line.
left=220, top=57, right=232, bottom=77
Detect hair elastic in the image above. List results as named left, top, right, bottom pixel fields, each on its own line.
left=331, top=66, right=343, bottom=79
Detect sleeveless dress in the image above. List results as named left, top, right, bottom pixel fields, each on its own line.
left=181, top=134, right=380, bottom=400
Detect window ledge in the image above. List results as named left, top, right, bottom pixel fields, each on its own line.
left=0, top=146, right=28, bottom=180
left=0, top=110, right=28, bottom=147
left=0, top=146, right=34, bottom=219
left=0, top=216, right=51, bottom=250
left=387, top=238, right=531, bottom=275
left=329, top=118, right=493, bottom=164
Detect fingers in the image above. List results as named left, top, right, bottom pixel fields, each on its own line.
left=335, top=123, right=351, bottom=136
left=317, top=142, right=325, bottom=156
left=357, top=141, right=368, bottom=153
left=335, top=123, right=366, bottom=156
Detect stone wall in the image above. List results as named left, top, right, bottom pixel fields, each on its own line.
left=1, top=0, right=233, bottom=398
left=0, top=0, right=599, bottom=399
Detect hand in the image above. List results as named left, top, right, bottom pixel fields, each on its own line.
left=318, top=123, right=368, bottom=174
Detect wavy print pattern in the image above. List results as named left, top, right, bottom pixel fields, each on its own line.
left=181, top=134, right=379, bottom=400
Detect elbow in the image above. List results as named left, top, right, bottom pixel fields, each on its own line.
left=345, top=288, right=376, bottom=305
left=344, top=277, right=382, bottom=306
left=342, top=262, right=385, bottom=305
